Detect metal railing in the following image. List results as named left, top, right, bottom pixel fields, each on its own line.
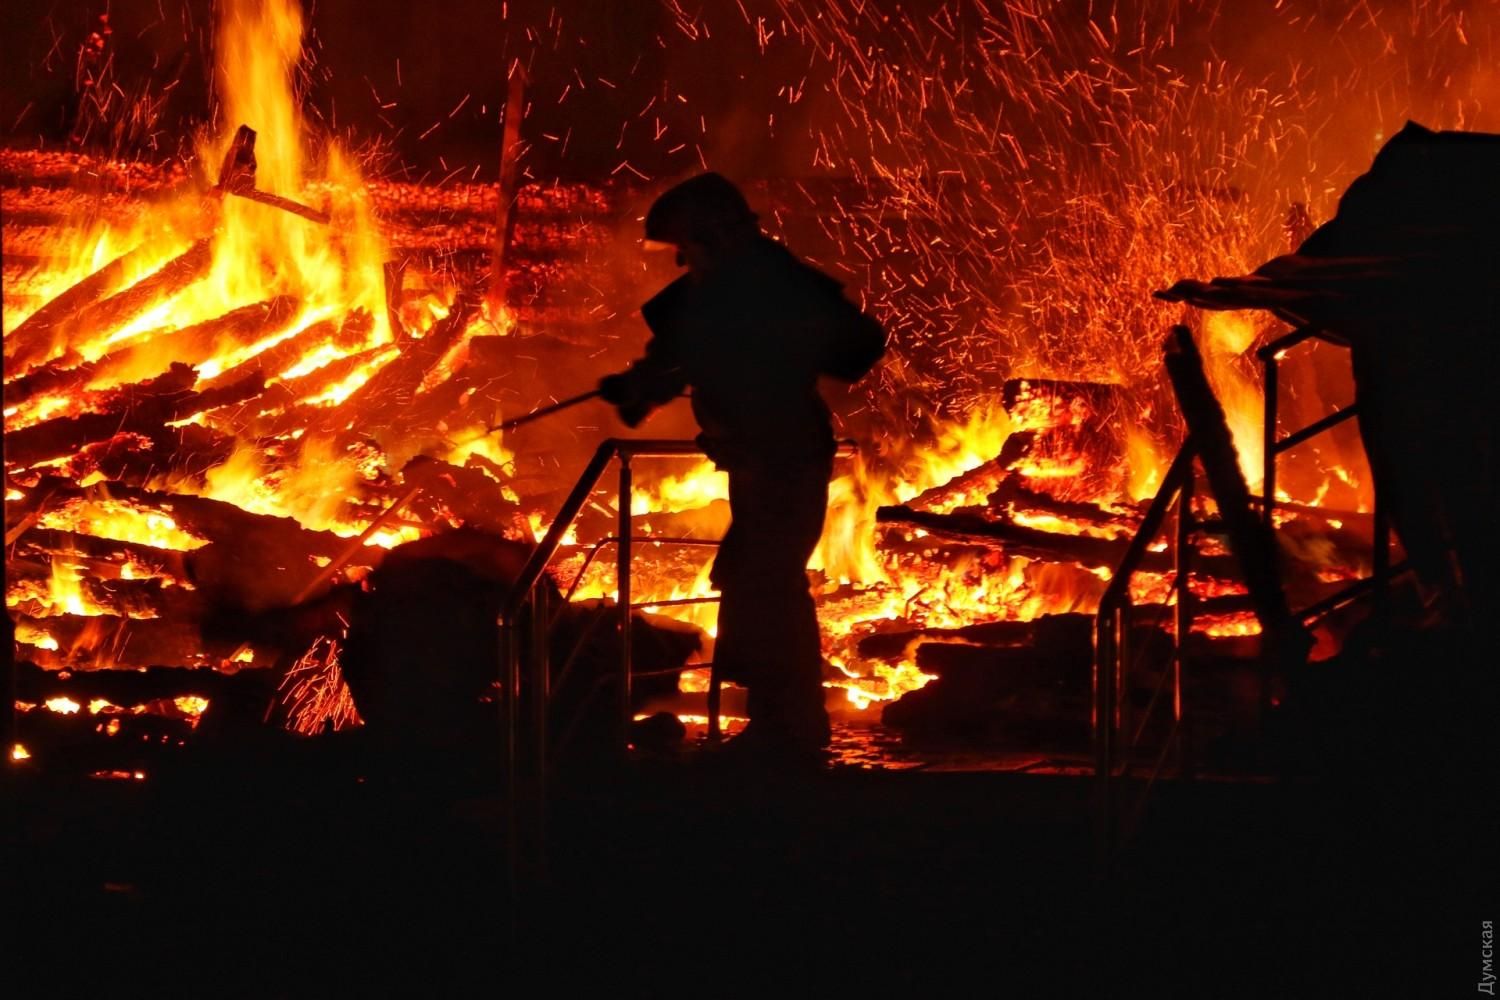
left=496, top=438, right=722, bottom=912
left=1258, top=326, right=1400, bottom=617
left=498, top=439, right=720, bottom=796
left=496, top=436, right=857, bottom=910
left=1094, top=324, right=1403, bottom=854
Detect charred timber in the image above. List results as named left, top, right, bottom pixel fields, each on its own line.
left=4, top=247, right=142, bottom=371
left=4, top=365, right=266, bottom=468
left=242, top=342, right=391, bottom=436
left=50, top=239, right=214, bottom=361
left=97, top=296, right=301, bottom=385
left=55, top=425, right=236, bottom=488
left=15, top=660, right=271, bottom=705
left=322, top=285, right=481, bottom=438
left=7, top=573, right=206, bottom=622
left=13, top=613, right=232, bottom=670
left=11, top=528, right=192, bottom=581
left=1165, top=325, right=1309, bottom=659
left=986, top=473, right=1138, bottom=529
left=7, top=297, right=300, bottom=409
left=400, top=455, right=519, bottom=535
left=197, top=315, right=347, bottom=394
left=17, top=476, right=377, bottom=565
left=876, top=503, right=1239, bottom=577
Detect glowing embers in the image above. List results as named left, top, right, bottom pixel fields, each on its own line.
left=36, top=497, right=207, bottom=551
left=279, top=637, right=362, bottom=735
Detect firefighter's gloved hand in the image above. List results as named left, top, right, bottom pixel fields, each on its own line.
left=597, top=372, right=633, bottom=406
left=599, top=372, right=652, bottom=427
left=617, top=400, right=652, bottom=428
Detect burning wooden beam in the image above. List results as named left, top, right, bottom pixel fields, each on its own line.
left=6, top=297, right=301, bottom=410
left=5, top=365, right=266, bottom=469
left=4, top=247, right=145, bottom=372
left=48, top=239, right=215, bottom=365
left=876, top=502, right=1237, bottom=576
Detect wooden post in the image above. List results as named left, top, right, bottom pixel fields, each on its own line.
left=1164, top=325, right=1311, bottom=672
left=489, top=63, right=528, bottom=316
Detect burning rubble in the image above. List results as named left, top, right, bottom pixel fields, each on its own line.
left=8, top=0, right=1488, bottom=772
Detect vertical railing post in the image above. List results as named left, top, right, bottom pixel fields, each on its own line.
left=499, top=604, right=522, bottom=945
left=1116, top=601, right=1131, bottom=777
left=706, top=665, right=722, bottom=743
left=1093, top=607, right=1117, bottom=862
left=616, top=455, right=633, bottom=755
left=1372, top=489, right=1391, bottom=620
left=527, top=587, right=550, bottom=886
left=1175, top=472, right=1194, bottom=778
left=529, top=586, right=551, bottom=799
left=1263, top=353, right=1278, bottom=529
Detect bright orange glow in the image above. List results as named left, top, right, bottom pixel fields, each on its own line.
left=38, top=499, right=208, bottom=551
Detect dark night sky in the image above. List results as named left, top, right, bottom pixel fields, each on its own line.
left=0, top=0, right=839, bottom=182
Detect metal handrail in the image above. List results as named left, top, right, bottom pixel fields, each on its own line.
left=501, top=439, right=706, bottom=625
left=499, top=439, right=722, bottom=793
left=1095, top=322, right=1401, bottom=859
left=1259, top=326, right=1400, bottom=621
left=501, top=436, right=858, bottom=770
left=1094, top=444, right=1195, bottom=856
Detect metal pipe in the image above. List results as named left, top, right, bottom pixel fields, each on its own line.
left=1272, top=404, right=1359, bottom=455
left=1254, top=324, right=1344, bottom=362
left=491, top=389, right=602, bottom=433
left=1175, top=473, right=1193, bottom=779
left=1116, top=601, right=1131, bottom=776
left=528, top=587, right=550, bottom=886
left=706, top=664, right=722, bottom=743
left=629, top=595, right=721, bottom=610
left=1093, top=611, right=1115, bottom=781
left=617, top=456, right=634, bottom=754
left=1372, top=487, right=1391, bottom=619
left=530, top=587, right=550, bottom=789
left=1093, top=607, right=1118, bottom=863
left=502, top=440, right=618, bottom=623
left=563, top=536, right=722, bottom=604
left=499, top=607, right=521, bottom=943
left=1263, top=355, right=1278, bottom=529
left=293, top=485, right=422, bottom=604
left=1097, top=447, right=1195, bottom=611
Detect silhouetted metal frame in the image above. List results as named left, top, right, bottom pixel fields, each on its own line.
left=499, top=438, right=857, bottom=908
left=1257, top=326, right=1399, bottom=620
left=1096, top=323, right=1404, bottom=861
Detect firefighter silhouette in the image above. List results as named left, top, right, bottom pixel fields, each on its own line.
left=599, top=173, right=886, bottom=756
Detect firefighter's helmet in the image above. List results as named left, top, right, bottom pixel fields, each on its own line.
left=644, top=172, right=757, bottom=248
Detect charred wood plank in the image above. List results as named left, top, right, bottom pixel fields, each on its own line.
left=879, top=504, right=1142, bottom=571
left=13, top=613, right=221, bottom=670
left=4, top=365, right=265, bottom=468
left=986, top=473, right=1138, bottom=529
left=400, top=455, right=518, bottom=535
left=6, top=298, right=300, bottom=409
left=49, top=425, right=234, bottom=489
left=53, top=238, right=214, bottom=358
left=11, top=527, right=191, bottom=582
left=15, top=660, right=273, bottom=706
left=4, top=247, right=143, bottom=371
left=321, top=284, right=481, bottom=437
left=7, top=573, right=206, bottom=622
left=1165, top=325, right=1310, bottom=660
left=856, top=613, right=1092, bottom=661
left=91, top=296, right=301, bottom=388
left=198, top=315, right=344, bottom=393
left=237, top=342, right=392, bottom=436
